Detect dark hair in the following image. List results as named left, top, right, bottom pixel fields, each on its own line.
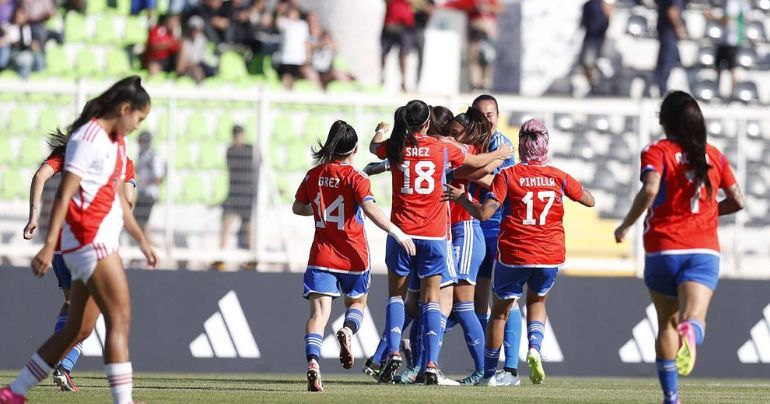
left=453, top=107, right=493, bottom=152
left=428, top=106, right=454, bottom=138
left=659, top=91, right=712, bottom=197
left=312, top=120, right=358, bottom=165
left=471, top=94, right=499, bottom=115
left=48, top=76, right=150, bottom=156
left=386, top=100, right=430, bottom=165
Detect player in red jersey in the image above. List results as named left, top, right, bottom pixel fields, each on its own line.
left=614, top=91, right=744, bottom=404
left=445, top=119, right=595, bottom=386
left=22, top=144, right=137, bottom=393
left=294, top=120, right=415, bottom=392
left=1, top=77, right=157, bottom=404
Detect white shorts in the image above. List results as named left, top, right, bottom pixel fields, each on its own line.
left=62, top=243, right=119, bottom=282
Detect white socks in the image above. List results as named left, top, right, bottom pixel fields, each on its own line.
left=106, top=362, right=133, bottom=404
left=10, top=353, right=52, bottom=395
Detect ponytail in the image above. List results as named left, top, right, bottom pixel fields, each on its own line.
left=386, top=100, right=430, bottom=165
left=659, top=91, right=712, bottom=197
left=312, top=120, right=358, bottom=165
left=453, top=107, right=492, bottom=152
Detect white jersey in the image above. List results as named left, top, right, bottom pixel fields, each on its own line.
left=61, top=119, right=127, bottom=255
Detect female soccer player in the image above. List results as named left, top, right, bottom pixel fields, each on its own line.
left=614, top=91, right=744, bottom=404
left=1, top=76, right=157, bottom=404
left=293, top=120, right=416, bottom=392
left=445, top=119, right=595, bottom=386
left=22, top=143, right=137, bottom=393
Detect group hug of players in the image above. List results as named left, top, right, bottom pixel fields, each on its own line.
left=292, top=92, right=744, bottom=404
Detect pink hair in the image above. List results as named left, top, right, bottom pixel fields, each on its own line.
left=518, top=119, right=550, bottom=164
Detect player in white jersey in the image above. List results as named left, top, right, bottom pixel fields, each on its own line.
left=1, top=76, right=157, bottom=404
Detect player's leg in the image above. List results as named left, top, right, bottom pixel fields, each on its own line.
left=305, top=293, right=332, bottom=392
left=675, top=254, right=718, bottom=376
left=475, top=236, right=497, bottom=331
left=501, top=302, right=522, bottom=382
left=454, top=221, right=486, bottom=385
left=380, top=236, right=411, bottom=382
left=86, top=253, right=135, bottom=404
left=337, top=271, right=371, bottom=370
left=419, top=239, right=452, bottom=385
left=524, top=268, right=558, bottom=385
left=51, top=254, right=83, bottom=389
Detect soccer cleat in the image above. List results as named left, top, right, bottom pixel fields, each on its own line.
left=527, top=348, right=545, bottom=384
left=0, top=386, right=26, bottom=403
left=400, top=338, right=413, bottom=369
left=336, top=327, right=354, bottom=369
left=395, top=367, right=420, bottom=384
left=377, top=352, right=402, bottom=384
left=457, top=369, right=484, bottom=385
left=676, top=322, right=698, bottom=376
left=424, top=362, right=460, bottom=386
left=306, top=361, right=324, bottom=392
left=362, top=357, right=381, bottom=380
left=475, top=375, right=498, bottom=387
left=52, top=366, right=79, bottom=392
left=494, top=369, right=521, bottom=386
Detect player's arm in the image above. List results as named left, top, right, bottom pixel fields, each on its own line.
left=460, top=145, right=512, bottom=169
left=31, top=172, right=81, bottom=277
left=292, top=199, right=314, bottom=216
left=361, top=200, right=416, bottom=256
left=119, top=179, right=157, bottom=268
left=614, top=171, right=661, bottom=243
left=363, top=160, right=390, bottom=176
left=472, top=174, right=495, bottom=188
left=124, top=181, right=136, bottom=210
left=718, top=184, right=744, bottom=216
left=24, top=164, right=56, bottom=240
left=578, top=189, right=595, bottom=207
left=443, top=183, right=500, bottom=221
left=453, top=157, right=504, bottom=180
left=369, top=122, right=390, bottom=155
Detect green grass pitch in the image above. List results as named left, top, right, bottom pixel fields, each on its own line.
left=2, top=371, right=769, bottom=403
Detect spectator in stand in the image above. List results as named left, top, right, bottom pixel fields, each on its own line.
left=229, top=0, right=273, bottom=54
left=176, top=15, right=216, bottom=83
left=381, top=0, right=414, bottom=92
left=706, top=0, right=750, bottom=98
left=0, top=0, right=15, bottom=72
left=446, top=0, right=503, bottom=91
left=185, top=0, right=233, bottom=49
left=144, top=14, right=182, bottom=77
left=19, top=0, right=54, bottom=70
left=579, top=0, right=612, bottom=87
left=2, top=7, right=43, bottom=79
left=131, top=0, right=157, bottom=17
left=276, top=5, right=321, bottom=90
left=307, top=11, right=353, bottom=90
left=655, top=0, right=686, bottom=96
left=63, top=0, right=88, bottom=14
left=134, top=131, right=165, bottom=242
left=412, top=0, right=435, bottom=86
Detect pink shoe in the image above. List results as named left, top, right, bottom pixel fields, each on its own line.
left=0, top=386, right=26, bottom=404
left=676, top=322, right=698, bottom=376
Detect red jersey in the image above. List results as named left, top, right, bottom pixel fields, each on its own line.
left=144, top=25, right=181, bottom=64
left=488, top=163, right=584, bottom=267
left=640, top=139, right=737, bottom=254
left=295, top=162, right=374, bottom=273
left=376, top=134, right=466, bottom=239
left=384, top=0, right=415, bottom=28
left=450, top=144, right=478, bottom=224
left=45, top=153, right=136, bottom=184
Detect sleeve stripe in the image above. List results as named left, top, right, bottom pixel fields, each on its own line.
left=363, top=196, right=375, bottom=203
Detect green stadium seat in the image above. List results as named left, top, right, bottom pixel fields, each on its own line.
left=199, top=141, right=226, bottom=169
left=286, top=140, right=309, bottom=172
left=87, top=0, right=108, bottom=14
left=44, top=45, right=73, bottom=77
left=20, top=136, right=46, bottom=166
left=8, top=108, right=32, bottom=135
left=114, top=0, right=131, bottom=15
left=185, top=113, right=209, bottom=140
left=179, top=175, right=207, bottom=204
left=303, top=114, right=328, bottom=144
left=0, top=138, right=15, bottom=165
left=174, top=142, right=195, bottom=169
left=64, top=12, right=87, bottom=43
left=123, top=16, right=148, bottom=45
left=38, top=109, right=61, bottom=133
left=2, top=169, right=26, bottom=200
left=218, top=51, right=248, bottom=81
left=326, top=81, right=356, bottom=93
left=105, top=48, right=132, bottom=77
left=94, top=16, right=120, bottom=45
left=272, top=114, right=294, bottom=139
left=75, top=48, right=101, bottom=77
left=245, top=116, right=259, bottom=141
left=216, top=114, right=234, bottom=142
left=211, top=172, right=228, bottom=205
left=293, top=80, right=321, bottom=93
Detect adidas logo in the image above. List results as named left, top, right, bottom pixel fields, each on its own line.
left=81, top=314, right=106, bottom=357
left=321, top=306, right=379, bottom=359
left=390, top=327, right=401, bottom=334
left=426, top=330, right=438, bottom=337
left=737, top=303, right=770, bottom=363
left=618, top=304, right=658, bottom=363
left=499, top=308, right=564, bottom=363
left=189, top=291, right=261, bottom=358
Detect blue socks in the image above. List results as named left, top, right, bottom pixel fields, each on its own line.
left=385, top=297, right=405, bottom=354
left=477, top=312, right=490, bottom=332
left=483, top=346, right=500, bottom=378
left=453, top=301, right=485, bottom=371
left=343, top=308, right=363, bottom=334
left=53, top=309, right=82, bottom=373
left=410, top=304, right=423, bottom=370
left=504, top=305, right=522, bottom=370
left=373, top=331, right=388, bottom=363
left=686, top=319, right=705, bottom=345
left=304, top=333, right=322, bottom=362
left=656, top=358, right=679, bottom=404
left=422, top=302, right=442, bottom=366
left=527, top=320, right=545, bottom=352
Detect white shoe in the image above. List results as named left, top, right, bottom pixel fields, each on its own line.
left=494, top=369, right=521, bottom=386
left=476, top=375, right=498, bottom=387
left=424, top=364, right=460, bottom=386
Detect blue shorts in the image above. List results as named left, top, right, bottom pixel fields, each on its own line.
left=303, top=267, right=370, bottom=299
left=452, top=221, right=485, bottom=285
left=53, top=253, right=72, bottom=289
left=644, top=253, right=720, bottom=297
left=492, top=261, right=558, bottom=300
left=478, top=236, right=498, bottom=279
left=386, top=236, right=450, bottom=280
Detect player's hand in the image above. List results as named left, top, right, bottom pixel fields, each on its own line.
left=363, top=161, right=387, bottom=176
left=140, top=242, right=158, bottom=269
left=23, top=220, right=38, bottom=240
left=31, top=244, right=55, bottom=278
left=399, top=237, right=417, bottom=256
left=496, top=144, right=514, bottom=160
left=442, top=183, right=465, bottom=202
left=614, top=224, right=630, bottom=243
left=375, top=122, right=390, bottom=134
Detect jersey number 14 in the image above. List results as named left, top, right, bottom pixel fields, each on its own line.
left=314, top=193, right=345, bottom=230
